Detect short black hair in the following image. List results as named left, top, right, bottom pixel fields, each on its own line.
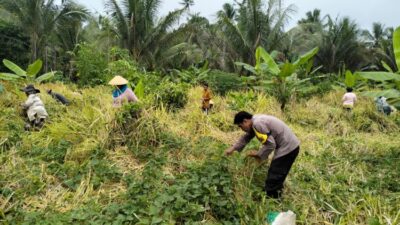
left=346, top=87, right=353, bottom=92
left=234, top=111, right=253, bottom=124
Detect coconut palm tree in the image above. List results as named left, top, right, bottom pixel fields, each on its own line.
left=362, top=23, right=396, bottom=71
left=297, top=9, right=325, bottom=34
left=0, top=0, right=88, bottom=64
left=180, top=0, right=194, bottom=9
left=283, top=9, right=326, bottom=62
left=315, top=17, right=369, bottom=73
left=106, top=0, right=191, bottom=69
left=217, top=0, right=296, bottom=66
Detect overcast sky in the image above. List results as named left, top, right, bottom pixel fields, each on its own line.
left=78, top=0, right=400, bottom=30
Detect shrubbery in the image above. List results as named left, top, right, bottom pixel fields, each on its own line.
left=75, top=43, right=108, bottom=86
left=202, top=70, right=245, bottom=95
left=154, top=82, right=189, bottom=110
left=105, top=48, right=141, bottom=84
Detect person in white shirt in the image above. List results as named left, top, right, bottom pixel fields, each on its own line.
left=342, top=87, right=357, bottom=111
left=20, top=84, right=48, bottom=130
left=375, top=96, right=392, bottom=116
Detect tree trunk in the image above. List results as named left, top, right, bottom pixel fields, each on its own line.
left=31, top=33, right=39, bottom=62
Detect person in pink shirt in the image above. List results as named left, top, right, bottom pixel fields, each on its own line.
left=108, top=75, right=139, bottom=107
left=342, top=87, right=357, bottom=110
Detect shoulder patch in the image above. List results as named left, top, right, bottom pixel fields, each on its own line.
left=253, top=127, right=268, bottom=144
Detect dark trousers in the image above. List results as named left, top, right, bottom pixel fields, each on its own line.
left=265, top=146, right=299, bottom=198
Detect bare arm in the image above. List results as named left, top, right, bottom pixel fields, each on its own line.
left=225, top=132, right=255, bottom=155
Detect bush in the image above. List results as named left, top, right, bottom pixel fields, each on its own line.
left=105, top=48, right=141, bottom=84
left=298, top=78, right=334, bottom=99
left=202, top=70, right=244, bottom=95
left=149, top=159, right=239, bottom=223
left=75, top=43, right=108, bottom=86
left=154, top=82, right=188, bottom=110
left=227, top=90, right=257, bottom=111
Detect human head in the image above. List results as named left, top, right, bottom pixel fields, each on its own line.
left=346, top=87, right=353, bottom=92
left=117, top=84, right=127, bottom=89
left=202, top=82, right=209, bottom=90
left=20, top=84, right=40, bottom=96
left=234, top=111, right=253, bottom=132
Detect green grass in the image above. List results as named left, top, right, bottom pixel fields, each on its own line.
left=0, top=82, right=399, bottom=224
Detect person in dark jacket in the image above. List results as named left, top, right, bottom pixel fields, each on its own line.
left=225, top=111, right=300, bottom=199
left=47, top=89, right=70, bottom=105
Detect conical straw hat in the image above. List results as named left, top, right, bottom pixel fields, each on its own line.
left=108, top=75, right=128, bottom=85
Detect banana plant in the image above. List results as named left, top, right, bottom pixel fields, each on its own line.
left=344, top=70, right=357, bottom=88
left=336, top=70, right=365, bottom=90
left=168, top=62, right=210, bottom=84
left=356, top=26, right=400, bottom=109
left=134, top=79, right=145, bottom=100
left=236, top=46, right=319, bottom=111
left=0, top=59, right=55, bottom=83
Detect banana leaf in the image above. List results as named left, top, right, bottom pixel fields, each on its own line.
left=3, top=59, right=26, bottom=77
left=394, top=26, right=400, bottom=71
left=235, top=62, right=256, bottom=74
left=345, top=70, right=356, bottom=88
left=362, top=89, right=400, bottom=99
left=279, top=63, right=295, bottom=78
left=381, top=60, right=393, bottom=73
left=0, top=73, right=22, bottom=81
left=27, top=60, right=43, bottom=77
left=255, top=47, right=280, bottom=75
left=134, top=79, right=144, bottom=100
left=293, top=47, right=319, bottom=67
left=356, top=72, right=400, bottom=81
left=35, top=71, right=55, bottom=83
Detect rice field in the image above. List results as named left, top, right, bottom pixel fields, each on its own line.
left=0, top=81, right=399, bottom=224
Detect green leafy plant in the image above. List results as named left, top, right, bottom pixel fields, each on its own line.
left=106, top=48, right=141, bottom=84
left=334, top=69, right=365, bottom=91
left=345, top=70, right=357, bottom=88
left=134, top=79, right=145, bottom=100
left=0, top=59, right=54, bottom=82
left=75, top=43, right=107, bottom=86
left=356, top=26, right=400, bottom=108
left=227, top=90, right=257, bottom=111
left=205, top=70, right=245, bottom=95
left=394, top=26, right=400, bottom=71
left=168, top=63, right=210, bottom=84
left=236, top=46, right=319, bottom=110
left=154, top=82, right=188, bottom=110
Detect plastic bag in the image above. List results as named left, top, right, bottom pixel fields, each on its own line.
left=266, top=210, right=296, bottom=225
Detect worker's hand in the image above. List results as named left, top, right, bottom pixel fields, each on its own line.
left=247, top=150, right=262, bottom=163
left=246, top=150, right=260, bottom=158
left=224, top=147, right=236, bottom=156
